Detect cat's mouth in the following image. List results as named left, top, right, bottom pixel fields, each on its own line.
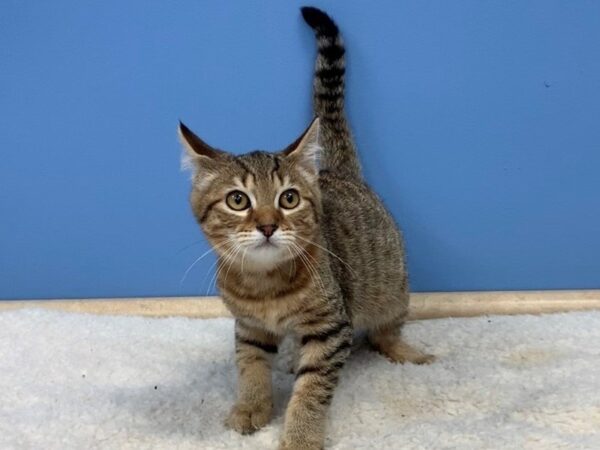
left=255, top=239, right=277, bottom=249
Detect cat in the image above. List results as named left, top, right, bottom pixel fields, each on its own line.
left=178, top=6, right=433, bottom=450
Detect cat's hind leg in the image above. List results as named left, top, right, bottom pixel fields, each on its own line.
left=367, top=319, right=434, bottom=365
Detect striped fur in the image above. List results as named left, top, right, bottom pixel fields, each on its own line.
left=178, top=7, right=433, bottom=450
left=302, top=6, right=362, bottom=181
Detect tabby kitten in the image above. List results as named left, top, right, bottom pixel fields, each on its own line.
left=179, top=7, right=433, bottom=450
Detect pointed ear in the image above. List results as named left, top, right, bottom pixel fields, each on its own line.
left=282, top=117, right=321, bottom=173
left=178, top=121, right=225, bottom=174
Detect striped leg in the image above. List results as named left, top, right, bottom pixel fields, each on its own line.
left=279, top=318, right=352, bottom=450
left=225, top=320, right=280, bottom=434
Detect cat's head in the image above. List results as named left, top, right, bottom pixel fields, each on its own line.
left=179, top=119, right=322, bottom=272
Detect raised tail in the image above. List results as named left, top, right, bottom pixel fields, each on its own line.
left=301, top=6, right=362, bottom=180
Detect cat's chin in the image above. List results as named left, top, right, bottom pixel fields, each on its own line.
left=240, top=243, right=291, bottom=272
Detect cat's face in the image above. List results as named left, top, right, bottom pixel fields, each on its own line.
left=179, top=119, right=322, bottom=272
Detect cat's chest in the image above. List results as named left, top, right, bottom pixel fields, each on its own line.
left=219, top=265, right=316, bottom=334
left=244, top=305, right=290, bottom=335
left=222, top=287, right=309, bottom=335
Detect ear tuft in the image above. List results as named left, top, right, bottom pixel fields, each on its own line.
left=283, top=118, right=321, bottom=173
left=178, top=121, right=222, bottom=159
left=178, top=121, right=225, bottom=177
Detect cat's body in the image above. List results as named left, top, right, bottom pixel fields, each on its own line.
left=179, top=7, right=432, bottom=450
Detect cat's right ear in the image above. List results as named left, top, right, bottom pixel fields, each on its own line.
left=178, top=121, right=224, bottom=174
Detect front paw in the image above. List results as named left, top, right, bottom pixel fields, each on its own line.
left=278, top=439, right=323, bottom=450
left=225, top=402, right=272, bottom=435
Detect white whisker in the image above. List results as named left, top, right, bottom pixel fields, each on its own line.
left=289, top=241, right=327, bottom=296
left=222, top=244, right=245, bottom=288
left=240, top=247, right=248, bottom=275
left=206, top=243, right=239, bottom=295
left=180, top=237, right=236, bottom=285
left=294, top=235, right=357, bottom=277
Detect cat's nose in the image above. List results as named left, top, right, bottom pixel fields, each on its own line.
left=257, top=224, right=278, bottom=238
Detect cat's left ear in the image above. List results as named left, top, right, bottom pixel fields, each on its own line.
left=282, top=117, right=321, bottom=174
left=178, top=121, right=225, bottom=175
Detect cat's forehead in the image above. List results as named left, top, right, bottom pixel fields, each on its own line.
left=236, top=151, right=281, bottom=177
left=232, top=151, right=292, bottom=188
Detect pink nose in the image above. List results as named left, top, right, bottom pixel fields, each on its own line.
left=257, top=224, right=278, bottom=238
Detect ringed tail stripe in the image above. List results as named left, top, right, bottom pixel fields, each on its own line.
left=301, top=6, right=363, bottom=180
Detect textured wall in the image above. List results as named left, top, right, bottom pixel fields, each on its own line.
left=1, top=1, right=599, bottom=299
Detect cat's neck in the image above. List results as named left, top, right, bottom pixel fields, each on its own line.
left=217, top=245, right=322, bottom=301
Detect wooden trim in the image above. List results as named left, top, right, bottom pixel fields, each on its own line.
left=407, top=290, right=600, bottom=319
left=0, top=296, right=228, bottom=319
left=1, top=290, right=600, bottom=320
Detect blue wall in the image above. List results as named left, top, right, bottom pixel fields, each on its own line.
left=1, top=1, right=599, bottom=299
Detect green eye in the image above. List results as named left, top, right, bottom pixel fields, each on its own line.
left=226, top=190, right=250, bottom=211
left=279, top=189, right=300, bottom=209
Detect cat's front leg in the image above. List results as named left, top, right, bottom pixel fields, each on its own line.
left=279, top=317, right=353, bottom=450
left=225, top=320, right=280, bottom=435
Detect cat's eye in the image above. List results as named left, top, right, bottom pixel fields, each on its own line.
left=279, top=189, right=300, bottom=209
left=226, top=190, right=250, bottom=211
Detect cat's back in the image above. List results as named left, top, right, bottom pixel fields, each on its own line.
left=318, top=171, right=402, bottom=257
left=318, top=170, right=409, bottom=327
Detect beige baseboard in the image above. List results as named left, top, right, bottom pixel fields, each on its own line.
left=1, top=290, right=600, bottom=320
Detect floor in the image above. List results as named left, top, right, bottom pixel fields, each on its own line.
left=1, top=308, right=599, bottom=449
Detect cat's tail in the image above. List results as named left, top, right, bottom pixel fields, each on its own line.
left=301, top=6, right=362, bottom=180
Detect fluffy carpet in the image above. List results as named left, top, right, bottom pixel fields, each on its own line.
left=1, top=308, right=600, bottom=449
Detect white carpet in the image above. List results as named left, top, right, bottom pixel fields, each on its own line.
left=1, top=309, right=600, bottom=449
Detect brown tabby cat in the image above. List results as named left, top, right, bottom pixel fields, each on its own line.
left=178, top=7, right=433, bottom=450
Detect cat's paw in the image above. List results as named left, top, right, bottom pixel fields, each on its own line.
left=278, top=440, right=323, bottom=450
left=383, top=348, right=435, bottom=365
left=369, top=336, right=435, bottom=365
left=411, top=352, right=435, bottom=365
left=225, top=402, right=272, bottom=435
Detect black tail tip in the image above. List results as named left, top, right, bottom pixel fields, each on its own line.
left=301, top=6, right=339, bottom=36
